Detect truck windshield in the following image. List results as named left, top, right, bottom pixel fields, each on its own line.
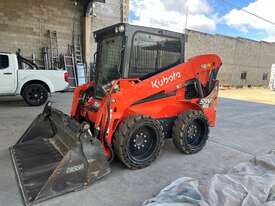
left=95, top=35, right=123, bottom=98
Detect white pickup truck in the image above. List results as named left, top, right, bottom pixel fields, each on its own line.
left=0, top=52, right=69, bottom=106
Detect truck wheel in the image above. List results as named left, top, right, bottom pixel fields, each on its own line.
left=22, top=84, right=48, bottom=106
left=113, top=116, right=165, bottom=169
left=172, top=110, right=209, bottom=154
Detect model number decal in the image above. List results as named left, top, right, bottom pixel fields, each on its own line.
left=199, top=98, right=213, bottom=108
left=151, top=72, right=181, bottom=89
left=66, top=164, right=84, bottom=174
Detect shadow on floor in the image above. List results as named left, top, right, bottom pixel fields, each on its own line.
left=0, top=96, right=28, bottom=107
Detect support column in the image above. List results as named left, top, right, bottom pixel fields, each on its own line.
left=84, top=16, right=92, bottom=64
left=83, top=0, right=105, bottom=64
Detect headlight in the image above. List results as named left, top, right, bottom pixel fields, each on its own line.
left=118, top=25, right=125, bottom=32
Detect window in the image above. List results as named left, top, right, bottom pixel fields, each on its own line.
left=0, top=55, right=9, bottom=69
left=97, top=35, right=122, bottom=85
left=263, top=72, right=268, bottom=81
left=95, top=35, right=123, bottom=97
left=129, top=32, right=182, bottom=77
left=241, top=72, right=247, bottom=80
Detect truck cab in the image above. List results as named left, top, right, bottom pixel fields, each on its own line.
left=0, top=53, right=18, bottom=94
left=0, top=52, right=69, bottom=106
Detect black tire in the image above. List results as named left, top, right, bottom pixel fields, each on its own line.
left=172, top=110, right=209, bottom=154
left=113, top=115, right=165, bottom=169
left=22, top=84, right=48, bottom=106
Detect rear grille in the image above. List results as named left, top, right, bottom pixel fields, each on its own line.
left=185, top=83, right=200, bottom=99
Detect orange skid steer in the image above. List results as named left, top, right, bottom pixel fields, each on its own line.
left=10, top=23, right=222, bottom=205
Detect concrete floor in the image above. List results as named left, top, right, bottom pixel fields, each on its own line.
left=0, top=93, right=275, bottom=206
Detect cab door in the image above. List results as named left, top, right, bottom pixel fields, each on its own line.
left=0, top=54, right=17, bottom=94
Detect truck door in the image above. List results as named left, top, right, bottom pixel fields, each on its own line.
left=0, top=54, right=17, bottom=94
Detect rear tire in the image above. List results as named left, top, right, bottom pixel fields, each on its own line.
left=113, top=115, right=165, bottom=169
left=172, top=110, right=209, bottom=154
left=22, top=84, right=48, bottom=106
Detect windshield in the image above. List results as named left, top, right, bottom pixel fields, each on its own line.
left=95, top=35, right=123, bottom=97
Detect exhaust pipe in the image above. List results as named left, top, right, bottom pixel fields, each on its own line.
left=10, top=103, right=110, bottom=205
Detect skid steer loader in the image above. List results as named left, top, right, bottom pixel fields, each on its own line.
left=10, top=23, right=222, bottom=205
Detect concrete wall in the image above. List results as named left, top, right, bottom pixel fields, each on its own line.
left=0, top=0, right=83, bottom=66
left=0, top=0, right=123, bottom=67
left=88, top=0, right=122, bottom=63
left=185, top=30, right=275, bottom=86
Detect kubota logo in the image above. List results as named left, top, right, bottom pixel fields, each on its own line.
left=151, top=72, right=181, bottom=89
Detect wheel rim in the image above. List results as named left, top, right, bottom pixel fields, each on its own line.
left=186, top=119, right=205, bottom=146
left=128, top=125, right=158, bottom=162
left=26, top=87, right=45, bottom=104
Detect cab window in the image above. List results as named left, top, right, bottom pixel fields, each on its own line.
left=0, top=55, right=9, bottom=69
left=129, top=32, right=182, bottom=77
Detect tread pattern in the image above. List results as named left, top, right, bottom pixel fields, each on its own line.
left=113, top=115, right=165, bottom=169
left=172, top=110, right=209, bottom=154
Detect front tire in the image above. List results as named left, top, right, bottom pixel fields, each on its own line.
left=22, top=84, right=48, bottom=106
left=172, top=110, right=209, bottom=154
left=113, top=116, right=165, bottom=169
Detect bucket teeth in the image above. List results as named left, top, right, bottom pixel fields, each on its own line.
left=10, top=105, right=110, bottom=206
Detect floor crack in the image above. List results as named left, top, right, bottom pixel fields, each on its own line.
left=209, top=139, right=255, bottom=157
